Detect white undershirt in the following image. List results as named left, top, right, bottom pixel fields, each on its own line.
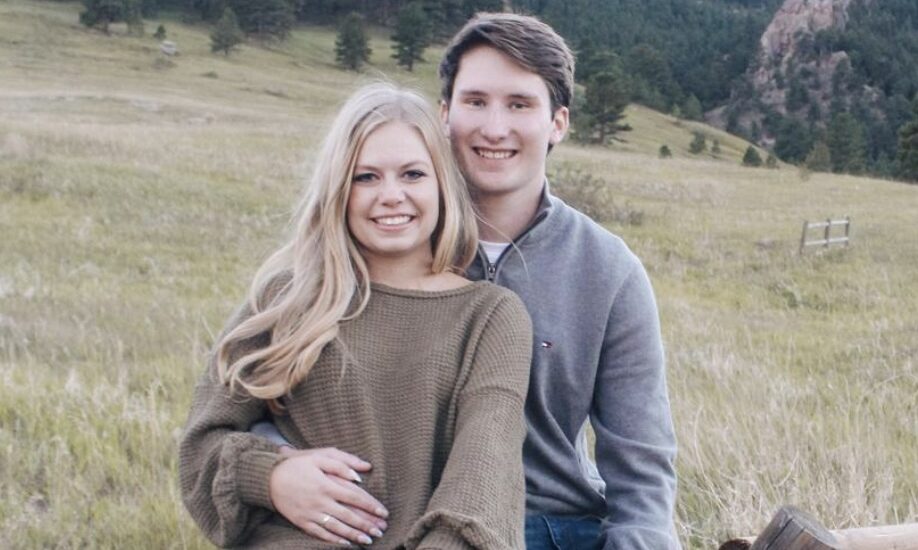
left=479, top=239, right=511, bottom=265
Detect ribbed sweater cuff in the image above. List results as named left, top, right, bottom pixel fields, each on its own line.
left=415, top=529, right=471, bottom=550
left=236, top=450, right=283, bottom=512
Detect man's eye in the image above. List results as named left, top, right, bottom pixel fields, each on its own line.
left=353, top=173, right=376, bottom=183
left=510, top=102, right=529, bottom=110
left=466, top=98, right=485, bottom=107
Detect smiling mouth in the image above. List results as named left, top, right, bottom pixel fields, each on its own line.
left=474, top=148, right=516, bottom=160
left=373, top=215, right=414, bottom=226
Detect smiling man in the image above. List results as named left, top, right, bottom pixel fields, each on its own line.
left=437, top=13, right=680, bottom=550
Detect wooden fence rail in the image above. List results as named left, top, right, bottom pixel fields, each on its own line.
left=719, top=506, right=918, bottom=550
left=800, top=217, right=851, bottom=254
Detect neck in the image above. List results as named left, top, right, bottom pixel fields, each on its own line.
left=473, top=182, right=543, bottom=242
left=365, top=255, right=435, bottom=290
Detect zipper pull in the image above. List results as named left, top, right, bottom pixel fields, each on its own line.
left=487, top=262, right=496, bottom=281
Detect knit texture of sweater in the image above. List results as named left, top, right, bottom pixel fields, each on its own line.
left=179, top=281, right=532, bottom=549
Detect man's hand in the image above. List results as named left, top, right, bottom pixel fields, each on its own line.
left=270, top=447, right=389, bottom=547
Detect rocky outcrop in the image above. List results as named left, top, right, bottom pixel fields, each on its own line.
left=758, top=0, right=851, bottom=62
left=718, top=0, right=870, bottom=145
left=751, top=0, right=854, bottom=115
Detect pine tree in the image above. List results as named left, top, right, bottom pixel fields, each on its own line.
left=391, top=2, right=429, bottom=72
left=421, top=0, right=447, bottom=41
left=582, top=71, right=630, bottom=143
left=827, top=112, right=866, bottom=174
left=742, top=146, right=763, bottom=167
left=774, top=117, right=813, bottom=164
left=211, top=7, right=244, bottom=55
left=124, top=0, right=144, bottom=36
left=682, top=94, right=703, bottom=121
left=191, top=0, right=226, bottom=22
left=766, top=152, right=778, bottom=168
left=79, top=0, right=125, bottom=34
left=659, top=145, right=672, bottom=159
left=154, top=24, right=166, bottom=40
left=712, top=140, right=722, bottom=155
left=896, top=97, right=918, bottom=182
left=786, top=75, right=809, bottom=112
left=689, top=131, right=706, bottom=154
left=335, top=12, right=371, bottom=71
left=228, top=0, right=295, bottom=41
left=805, top=141, right=832, bottom=172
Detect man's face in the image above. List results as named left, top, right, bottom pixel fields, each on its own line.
left=441, top=45, right=569, bottom=200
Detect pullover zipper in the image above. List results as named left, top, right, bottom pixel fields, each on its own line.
left=479, top=185, right=553, bottom=283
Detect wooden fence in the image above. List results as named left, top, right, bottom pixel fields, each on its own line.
left=719, top=506, right=918, bottom=550
left=800, top=217, right=851, bottom=254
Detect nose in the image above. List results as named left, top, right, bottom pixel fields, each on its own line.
left=480, top=106, right=509, bottom=142
left=378, top=175, right=405, bottom=205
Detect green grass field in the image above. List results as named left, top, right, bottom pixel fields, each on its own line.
left=1, top=2, right=916, bottom=548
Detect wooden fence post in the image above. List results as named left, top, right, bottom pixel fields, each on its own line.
left=844, top=215, right=850, bottom=247
left=800, top=220, right=809, bottom=254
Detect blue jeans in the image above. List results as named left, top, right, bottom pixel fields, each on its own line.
left=525, top=515, right=602, bottom=550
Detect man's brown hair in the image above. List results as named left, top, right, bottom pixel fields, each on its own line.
left=439, top=12, right=575, bottom=115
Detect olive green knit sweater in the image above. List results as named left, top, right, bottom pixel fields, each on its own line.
left=179, top=281, right=532, bottom=549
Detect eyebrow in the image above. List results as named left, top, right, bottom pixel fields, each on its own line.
left=456, top=89, right=541, bottom=102
left=354, top=160, right=432, bottom=172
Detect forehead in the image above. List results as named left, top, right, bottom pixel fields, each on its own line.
left=452, top=45, right=550, bottom=100
left=356, top=121, right=431, bottom=164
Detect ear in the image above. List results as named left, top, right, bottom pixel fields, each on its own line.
left=439, top=99, right=450, bottom=128
left=549, top=106, right=570, bottom=146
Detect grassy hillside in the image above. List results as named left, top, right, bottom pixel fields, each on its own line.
left=2, top=2, right=916, bottom=548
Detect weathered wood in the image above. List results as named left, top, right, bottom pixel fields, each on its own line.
left=800, top=220, right=809, bottom=254
left=719, top=538, right=754, bottom=550
left=719, top=506, right=918, bottom=550
left=834, top=523, right=918, bottom=549
left=799, top=217, right=851, bottom=254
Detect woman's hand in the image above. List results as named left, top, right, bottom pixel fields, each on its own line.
left=269, top=447, right=389, bottom=546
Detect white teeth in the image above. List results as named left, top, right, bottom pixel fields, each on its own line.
left=476, top=149, right=514, bottom=160
left=375, top=215, right=411, bottom=226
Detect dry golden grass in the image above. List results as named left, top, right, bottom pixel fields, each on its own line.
left=1, top=2, right=916, bottom=548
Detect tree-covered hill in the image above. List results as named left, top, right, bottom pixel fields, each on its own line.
left=65, top=0, right=918, bottom=182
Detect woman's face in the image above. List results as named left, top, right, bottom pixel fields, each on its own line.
left=347, top=121, right=440, bottom=271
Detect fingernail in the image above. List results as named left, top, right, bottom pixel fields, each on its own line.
left=377, top=520, right=388, bottom=530
left=371, top=528, right=383, bottom=538
left=375, top=507, right=388, bottom=518
left=350, top=470, right=363, bottom=483
left=340, top=541, right=352, bottom=547
left=359, top=534, right=373, bottom=545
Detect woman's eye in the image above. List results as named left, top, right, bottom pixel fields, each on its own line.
left=353, top=172, right=376, bottom=183
left=404, top=170, right=426, bottom=181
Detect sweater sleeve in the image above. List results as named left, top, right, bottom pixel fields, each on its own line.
left=404, top=293, right=533, bottom=550
left=178, top=303, right=285, bottom=547
left=592, top=261, right=680, bottom=550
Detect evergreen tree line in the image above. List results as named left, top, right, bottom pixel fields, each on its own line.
left=79, top=0, right=918, bottom=182
left=515, top=0, right=780, bottom=112
left=82, top=0, right=503, bottom=41
left=187, top=0, right=502, bottom=38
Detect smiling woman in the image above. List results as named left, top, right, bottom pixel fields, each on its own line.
left=346, top=121, right=442, bottom=284
left=178, top=83, right=533, bottom=549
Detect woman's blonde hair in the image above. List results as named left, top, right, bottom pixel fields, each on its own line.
left=216, top=83, right=478, bottom=408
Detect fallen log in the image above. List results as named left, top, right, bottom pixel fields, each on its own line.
left=718, top=505, right=918, bottom=550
